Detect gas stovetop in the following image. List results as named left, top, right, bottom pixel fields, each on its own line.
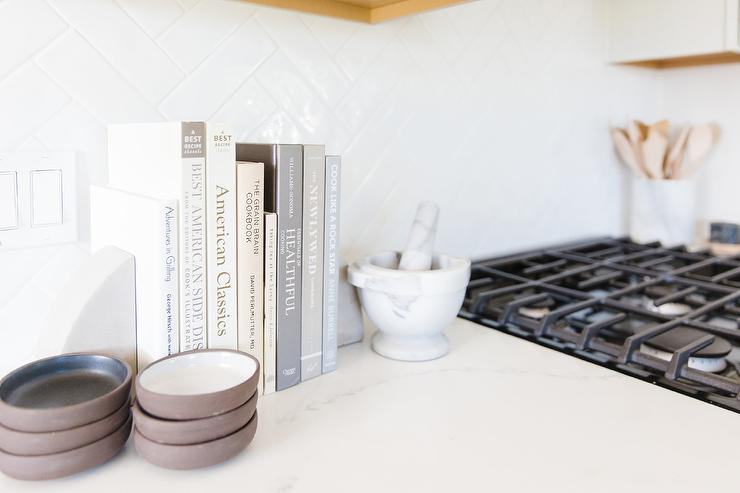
left=459, top=237, right=740, bottom=413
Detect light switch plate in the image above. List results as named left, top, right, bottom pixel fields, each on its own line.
left=0, top=152, right=78, bottom=250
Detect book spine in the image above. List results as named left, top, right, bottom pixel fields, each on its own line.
left=162, top=201, right=179, bottom=355
left=276, top=144, right=303, bottom=390
left=206, top=124, right=237, bottom=350
left=300, top=145, right=326, bottom=381
left=180, top=122, right=207, bottom=352
left=322, top=156, right=341, bottom=373
left=236, top=162, right=265, bottom=392
left=263, top=212, right=277, bottom=394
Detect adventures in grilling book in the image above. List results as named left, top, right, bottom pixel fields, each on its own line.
left=301, top=144, right=326, bottom=381
left=107, top=121, right=208, bottom=353
left=236, top=143, right=304, bottom=391
left=90, top=185, right=179, bottom=369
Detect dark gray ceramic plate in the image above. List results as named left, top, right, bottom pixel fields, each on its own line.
left=0, top=399, right=130, bottom=456
left=136, top=349, right=259, bottom=420
left=133, top=389, right=257, bottom=445
left=0, top=353, right=132, bottom=432
left=134, top=411, right=257, bottom=470
left=0, top=413, right=132, bottom=480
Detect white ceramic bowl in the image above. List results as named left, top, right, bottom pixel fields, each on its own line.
left=348, top=251, right=470, bottom=361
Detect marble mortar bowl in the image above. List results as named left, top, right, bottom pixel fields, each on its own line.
left=348, top=251, right=471, bottom=361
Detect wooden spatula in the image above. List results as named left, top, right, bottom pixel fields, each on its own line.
left=665, top=126, right=690, bottom=178
left=676, top=124, right=716, bottom=178
left=611, top=128, right=647, bottom=178
left=641, top=127, right=668, bottom=179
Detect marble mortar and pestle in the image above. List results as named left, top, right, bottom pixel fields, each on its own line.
left=348, top=202, right=471, bottom=361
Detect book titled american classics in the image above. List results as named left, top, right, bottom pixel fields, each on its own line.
left=108, top=122, right=207, bottom=353
left=300, top=145, right=326, bottom=381
left=206, top=123, right=237, bottom=350
left=236, top=161, right=264, bottom=391
left=263, top=212, right=277, bottom=394
left=322, top=155, right=341, bottom=373
left=90, top=186, right=179, bottom=370
left=236, top=143, right=303, bottom=391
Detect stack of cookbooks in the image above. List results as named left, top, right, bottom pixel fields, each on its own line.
left=91, top=122, right=341, bottom=393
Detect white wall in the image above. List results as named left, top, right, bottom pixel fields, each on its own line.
left=660, top=64, right=740, bottom=230
left=0, top=0, right=667, bottom=374
left=0, top=0, right=660, bottom=262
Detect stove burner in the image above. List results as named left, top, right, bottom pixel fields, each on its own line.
left=640, top=345, right=727, bottom=373
left=462, top=237, right=740, bottom=413
left=640, top=326, right=732, bottom=373
left=518, top=306, right=550, bottom=319
left=646, top=300, right=691, bottom=316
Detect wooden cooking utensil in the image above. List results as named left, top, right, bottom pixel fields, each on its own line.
left=626, top=120, right=649, bottom=177
left=677, top=124, right=716, bottom=178
left=641, top=127, right=668, bottom=179
left=665, top=126, right=690, bottom=178
left=650, top=119, right=670, bottom=137
left=611, top=128, right=647, bottom=178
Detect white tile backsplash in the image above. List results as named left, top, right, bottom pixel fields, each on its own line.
left=0, top=0, right=667, bottom=309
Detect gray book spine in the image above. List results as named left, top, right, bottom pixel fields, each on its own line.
left=322, top=155, right=341, bottom=373
left=300, top=145, right=325, bottom=381
left=276, top=144, right=303, bottom=390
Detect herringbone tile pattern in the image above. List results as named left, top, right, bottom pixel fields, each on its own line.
left=0, top=0, right=657, bottom=260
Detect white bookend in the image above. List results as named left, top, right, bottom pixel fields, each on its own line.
left=236, top=161, right=265, bottom=391
left=206, top=123, right=237, bottom=349
left=108, top=122, right=207, bottom=352
left=90, top=186, right=179, bottom=369
left=263, top=212, right=277, bottom=394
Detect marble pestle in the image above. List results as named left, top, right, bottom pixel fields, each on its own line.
left=398, top=201, right=440, bottom=271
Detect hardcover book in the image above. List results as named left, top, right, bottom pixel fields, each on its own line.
left=236, top=143, right=303, bottom=390
left=90, top=186, right=179, bottom=369
left=206, top=123, right=237, bottom=350
left=263, top=212, right=277, bottom=394
left=300, top=145, right=326, bottom=381
left=108, top=122, right=207, bottom=352
left=322, top=155, right=341, bottom=373
left=236, top=161, right=264, bottom=392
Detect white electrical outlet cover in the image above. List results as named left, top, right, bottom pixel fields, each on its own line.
left=0, top=152, right=78, bottom=250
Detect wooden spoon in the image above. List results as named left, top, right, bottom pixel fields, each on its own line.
left=665, top=126, right=690, bottom=178
left=676, top=124, right=716, bottom=178
left=626, top=120, right=650, bottom=177
left=650, top=119, right=670, bottom=137
left=641, top=127, right=668, bottom=179
left=611, top=128, right=647, bottom=178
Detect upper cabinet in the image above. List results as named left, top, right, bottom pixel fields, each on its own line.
left=608, top=0, right=740, bottom=68
left=244, top=0, right=468, bottom=23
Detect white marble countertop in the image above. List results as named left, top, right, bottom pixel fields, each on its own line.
left=3, top=317, right=740, bottom=492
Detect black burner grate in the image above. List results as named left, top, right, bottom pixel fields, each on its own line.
left=460, top=237, right=740, bottom=413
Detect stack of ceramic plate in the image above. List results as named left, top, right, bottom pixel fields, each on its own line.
left=133, top=349, right=260, bottom=470
left=0, top=354, right=133, bottom=480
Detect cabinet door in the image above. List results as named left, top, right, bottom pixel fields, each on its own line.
left=608, top=0, right=736, bottom=62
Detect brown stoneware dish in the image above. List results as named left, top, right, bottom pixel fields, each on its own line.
left=0, top=398, right=130, bottom=456
left=0, top=413, right=132, bottom=480
left=133, top=388, right=257, bottom=445
left=134, top=411, right=257, bottom=470
left=136, top=349, right=259, bottom=420
left=0, top=353, right=132, bottom=432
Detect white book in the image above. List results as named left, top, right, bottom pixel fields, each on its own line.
left=90, top=186, right=178, bottom=369
left=108, top=122, right=207, bottom=352
left=300, top=145, right=325, bottom=381
left=263, top=212, right=277, bottom=395
left=206, top=124, right=237, bottom=349
left=236, top=161, right=264, bottom=392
